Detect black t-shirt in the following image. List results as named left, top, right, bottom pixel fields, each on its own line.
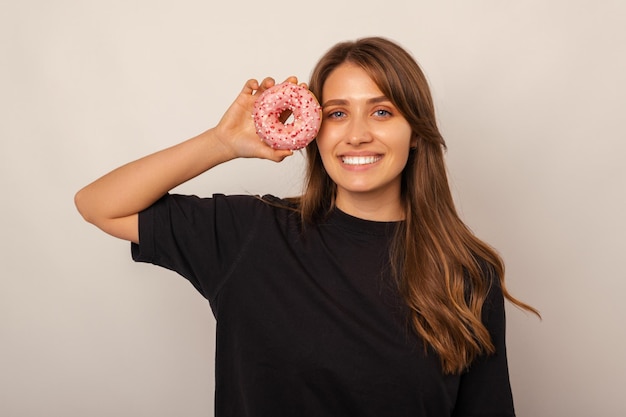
left=131, top=193, right=515, bottom=417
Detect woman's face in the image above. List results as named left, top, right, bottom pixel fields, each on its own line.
left=316, top=63, right=415, bottom=220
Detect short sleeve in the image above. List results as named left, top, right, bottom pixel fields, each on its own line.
left=131, top=193, right=263, bottom=304
left=452, top=279, right=516, bottom=417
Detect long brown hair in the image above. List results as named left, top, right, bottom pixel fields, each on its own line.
left=299, top=37, right=539, bottom=374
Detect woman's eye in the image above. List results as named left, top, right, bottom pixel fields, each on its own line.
left=326, top=110, right=345, bottom=119
left=373, top=109, right=391, bottom=117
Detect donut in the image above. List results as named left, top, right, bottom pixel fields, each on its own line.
left=253, top=82, right=322, bottom=150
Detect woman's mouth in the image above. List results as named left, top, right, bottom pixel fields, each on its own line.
left=340, top=155, right=382, bottom=166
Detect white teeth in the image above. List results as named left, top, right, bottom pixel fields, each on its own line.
left=341, top=156, right=380, bottom=165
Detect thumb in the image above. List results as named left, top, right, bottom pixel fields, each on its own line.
left=261, top=147, right=294, bottom=162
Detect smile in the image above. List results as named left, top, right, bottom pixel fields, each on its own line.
left=341, top=155, right=381, bottom=166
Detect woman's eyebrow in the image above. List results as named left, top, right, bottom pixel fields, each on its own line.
left=366, top=96, right=390, bottom=105
left=322, top=99, right=348, bottom=107
left=322, top=96, right=390, bottom=107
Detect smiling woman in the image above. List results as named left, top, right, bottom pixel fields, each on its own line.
left=75, top=36, right=538, bottom=417
left=315, top=62, right=415, bottom=221
left=303, top=36, right=539, bottom=373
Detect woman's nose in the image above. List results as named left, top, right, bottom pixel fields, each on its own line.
left=346, top=118, right=373, bottom=145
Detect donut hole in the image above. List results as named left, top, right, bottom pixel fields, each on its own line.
left=279, top=110, right=295, bottom=125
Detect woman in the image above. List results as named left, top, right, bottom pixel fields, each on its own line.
left=75, top=37, right=537, bottom=416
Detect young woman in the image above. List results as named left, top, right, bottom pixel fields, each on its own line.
left=76, top=37, right=537, bottom=416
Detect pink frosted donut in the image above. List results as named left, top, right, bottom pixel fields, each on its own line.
left=253, top=82, right=322, bottom=150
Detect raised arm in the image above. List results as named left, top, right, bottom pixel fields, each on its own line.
left=74, top=77, right=296, bottom=243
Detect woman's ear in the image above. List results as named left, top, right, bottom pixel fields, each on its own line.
left=410, top=134, right=419, bottom=149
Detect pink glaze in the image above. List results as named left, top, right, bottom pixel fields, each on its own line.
left=253, top=82, right=322, bottom=150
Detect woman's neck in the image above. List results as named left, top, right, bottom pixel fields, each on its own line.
left=335, top=191, right=404, bottom=222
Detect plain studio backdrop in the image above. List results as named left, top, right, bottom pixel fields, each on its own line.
left=1, top=1, right=624, bottom=416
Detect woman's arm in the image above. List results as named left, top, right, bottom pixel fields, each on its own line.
left=452, top=280, right=515, bottom=416
left=74, top=77, right=296, bottom=243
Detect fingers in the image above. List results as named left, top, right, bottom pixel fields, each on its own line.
left=243, top=76, right=306, bottom=96
left=255, top=77, right=276, bottom=96
left=283, top=76, right=310, bottom=92
left=261, top=77, right=276, bottom=88
left=255, top=139, right=294, bottom=162
left=241, top=79, right=259, bottom=94
left=282, top=76, right=310, bottom=90
left=241, top=77, right=276, bottom=96
left=266, top=148, right=294, bottom=162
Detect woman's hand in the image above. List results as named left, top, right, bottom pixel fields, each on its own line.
left=212, top=76, right=299, bottom=162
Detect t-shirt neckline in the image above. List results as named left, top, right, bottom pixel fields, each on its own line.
left=325, top=207, right=401, bottom=237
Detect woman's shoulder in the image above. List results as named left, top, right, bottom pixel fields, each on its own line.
left=166, top=193, right=299, bottom=211
left=157, top=193, right=304, bottom=241
left=258, top=194, right=301, bottom=210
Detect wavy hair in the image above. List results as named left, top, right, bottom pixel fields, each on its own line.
left=299, top=37, right=538, bottom=374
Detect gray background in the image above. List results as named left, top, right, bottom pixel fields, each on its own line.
left=2, top=1, right=625, bottom=416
